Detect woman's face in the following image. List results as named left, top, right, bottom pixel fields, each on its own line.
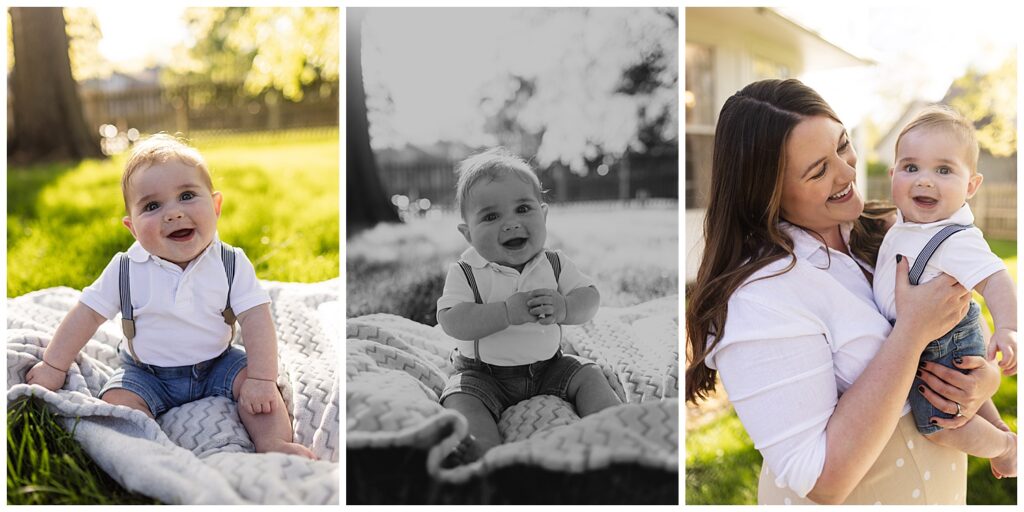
left=780, top=115, right=863, bottom=232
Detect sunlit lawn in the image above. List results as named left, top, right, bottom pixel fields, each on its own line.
left=686, top=238, right=1018, bottom=505
left=6, top=128, right=338, bottom=505
left=347, top=202, right=679, bottom=504
left=347, top=203, right=678, bottom=323
left=7, top=128, right=339, bottom=297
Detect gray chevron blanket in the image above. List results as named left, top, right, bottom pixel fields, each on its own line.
left=7, top=281, right=340, bottom=505
left=347, top=296, right=679, bottom=483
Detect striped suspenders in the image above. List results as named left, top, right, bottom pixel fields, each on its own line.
left=457, top=251, right=561, bottom=363
left=119, top=243, right=238, bottom=364
left=907, top=224, right=972, bottom=286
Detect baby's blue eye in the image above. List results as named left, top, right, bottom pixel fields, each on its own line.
left=904, top=164, right=918, bottom=173
left=482, top=212, right=498, bottom=222
left=517, top=204, right=532, bottom=213
left=180, top=191, right=196, bottom=200
left=937, top=167, right=952, bottom=175
left=143, top=202, right=160, bottom=212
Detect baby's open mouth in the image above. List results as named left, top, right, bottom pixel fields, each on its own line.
left=168, top=228, right=195, bottom=241
left=913, top=196, right=938, bottom=208
left=502, top=237, right=529, bottom=250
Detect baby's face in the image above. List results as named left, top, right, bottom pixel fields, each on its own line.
left=122, top=160, right=222, bottom=269
left=458, top=174, right=547, bottom=272
left=891, top=127, right=982, bottom=224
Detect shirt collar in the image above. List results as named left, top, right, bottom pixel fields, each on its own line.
left=894, top=203, right=975, bottom=229
left=779, top=221, right=854, bottom=262
left=459, top=246, right=546, bottom=273
left=126, top=234, right=221, bottom=266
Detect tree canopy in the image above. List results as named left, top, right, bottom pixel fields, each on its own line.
left=947, top=53, right=1016, bottom=158
left=363, top=8, right=677, bottom=173
left=165, top=7, right=338, bottom=101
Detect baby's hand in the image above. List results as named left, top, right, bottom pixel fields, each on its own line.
left=25, top=360, right=67, bottom=391
left=239, top=377, right=278, bottom=414
left=989, top=328, right=1017, bottom=375
left=505, top=291, right=537, bottom=325
left=527, top=289, right=566, bottom=325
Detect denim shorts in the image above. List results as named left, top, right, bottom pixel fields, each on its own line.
left=439, top=349, right=592, bottom=421
left=909, top=301, right=985, bottom=435
left=99, top=344, right=248, bottom=417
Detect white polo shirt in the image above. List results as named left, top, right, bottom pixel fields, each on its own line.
left=80, top=238, right=270, bottom=366
left=437, top=247, right=594, bottom=366
left=873, top=204, right=1005, bottom=323
left=705, top=222, right=904, bottom=498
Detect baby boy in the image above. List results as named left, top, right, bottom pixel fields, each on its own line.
left=436, top=147, right=621, bottom=466
left=26, top=134, right=315, bottom=459
left=873, top=106, right=1015, bottom=478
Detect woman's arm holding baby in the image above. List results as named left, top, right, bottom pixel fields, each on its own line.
left=236, top=304, right=280, bottom=414
left=26, top=302, right=106, bottom=391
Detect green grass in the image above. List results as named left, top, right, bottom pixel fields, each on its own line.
left=7, top=128, right=339, bottom=504
left=7, top=398, right=158, bottom=505
left=7, top=128, right=339, bottom=297
left=347, top=203, right=679, bottom=504
left=686, top=239, right=1018, bottom=505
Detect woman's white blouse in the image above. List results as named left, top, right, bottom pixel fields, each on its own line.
left=704, top=223, right=909, bottom=498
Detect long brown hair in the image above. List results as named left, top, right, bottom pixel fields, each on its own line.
left=685, top=79, right=891, bottom=403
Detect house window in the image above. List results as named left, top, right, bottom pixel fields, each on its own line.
left=686, top=43, right=715, bottom=209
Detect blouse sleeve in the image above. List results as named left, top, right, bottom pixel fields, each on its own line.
left=707, top=296, right=836, bottom=498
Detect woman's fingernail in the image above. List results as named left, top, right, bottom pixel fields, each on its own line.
left=896, top=254, right=903, bottom=263
left=918, top=361, right=926, bottom=368
left=917, top=385, right=925, bottom=392
left=954, top=357, right=963, bottom=365
left=916, top=370, right=922, bottom=377
left=930, top=420, right=937, bottom=425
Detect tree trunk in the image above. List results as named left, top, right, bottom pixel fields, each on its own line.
left=9, top=7, right=102, bottom=164
left=346, top=8, right=399, bottom=235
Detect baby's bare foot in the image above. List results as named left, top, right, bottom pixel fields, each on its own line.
left=258, top=439, right=318, bottom=460
left=990, top=432, right=1017, bottom=479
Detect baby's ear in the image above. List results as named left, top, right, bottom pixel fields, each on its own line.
left=541, top=202, right=549, bottom=219
left=457, top=223, right=471, bottom=244
left=966, top=172, right=984, bottom=198
left=122, top=216, right=136, bottom=238
left=212, top=191, right=223, bottom=217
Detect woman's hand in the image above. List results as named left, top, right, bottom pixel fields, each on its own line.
left=917, top=356, right=1000, bottom=428
left=893, top=256, right=971, bottom=350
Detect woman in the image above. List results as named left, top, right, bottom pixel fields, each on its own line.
left=685, top=79, right=1003, bottom=505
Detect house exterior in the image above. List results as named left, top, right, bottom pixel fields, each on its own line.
left=685, top=7, right=873, bottom=283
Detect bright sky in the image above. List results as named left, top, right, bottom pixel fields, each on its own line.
left=777, top=4, right=1019, bottom=130
left=93, top=5, right=188, bottom=69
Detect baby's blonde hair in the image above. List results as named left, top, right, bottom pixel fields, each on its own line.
left=895, top=105, right=979, bottom=174
left=455, top=147, right=543, bottom=219
left=122, top=134, right=213, bottom=212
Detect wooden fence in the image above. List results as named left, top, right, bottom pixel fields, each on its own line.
left=378, top=151, right=678, bottom=207
left=79, top=81, right=339, bottom=136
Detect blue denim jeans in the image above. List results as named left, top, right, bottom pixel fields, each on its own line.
left=99, top=344, right=248, bottom=417
left=909, top=301, right=985, bottom=435
left=439, top=349, right=592, bottom=421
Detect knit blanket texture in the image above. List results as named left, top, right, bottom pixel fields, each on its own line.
left=346, top=295, right=679, bottom=483
left=7, top=281, right=340, bottom=504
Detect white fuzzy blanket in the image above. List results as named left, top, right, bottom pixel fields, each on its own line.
left=346, top=296, right=679, bottom=484
left=6, top=281, right=340, bottom=505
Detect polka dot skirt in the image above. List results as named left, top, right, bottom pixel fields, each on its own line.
left=757, top=414, right=967, bottom=504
